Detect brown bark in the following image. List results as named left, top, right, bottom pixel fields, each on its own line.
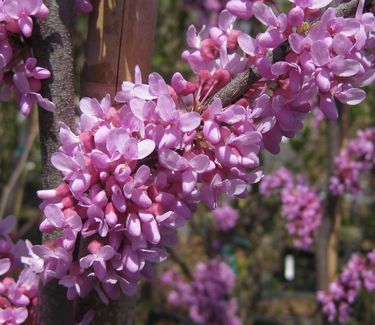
left=315, top=107, right=344, bottom=291
left=78, top=1, right=158, bottom=324
left=32, top=0, right=76, bottom=324
left=314, top=106, right=345, bottom=325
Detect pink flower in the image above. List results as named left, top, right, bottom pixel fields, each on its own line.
left=3, top=0, right=46, bottom=37
left=318, top=249, right=375, bottom=324
left=212, top=204, right=239, bottom=231
left=330, top=128, right=375, bottom=196
left=162, top=258, right=241, bottom=325
left=261, top=168, right=322, bottom=249
left=80, top=244, right=115, bottom=281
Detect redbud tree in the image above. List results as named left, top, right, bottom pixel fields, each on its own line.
left=0, top=0, right=374, bottom=324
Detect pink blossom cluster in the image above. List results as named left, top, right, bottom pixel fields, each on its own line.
left=317, top=250, right=375, bottom=324
left=260, top=168, right=322, bottom=249
left=0, top=0, right=55, bottom=115
left=0, top=268, right=38, bottom=325
left=74, top=0, right=93, bottom=14
left=183, top=0, right=375, bottom=153
left=212, top=204, right=239, bottom=231
left=330, top=127, right=375, bottom=196
left=0, top=216, right=39, bottom=325
left=24, top=61, right=263, bottom=304
left=161, top=258, right=241, bottom=325
left=20, top=0, right=375, bottom=307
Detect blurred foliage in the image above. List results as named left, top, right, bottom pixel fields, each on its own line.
left=0, top=100, right=19, bottom=186
left=152, top=0, right=193, bottom=81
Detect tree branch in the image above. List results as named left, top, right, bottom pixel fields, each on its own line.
left=166, top=247, right=193, bottom=280
left=0, top=113, right=38, bottom=219
left=32, top=1, right=76, bottom=324
left=211, top=0, right=372, bottom=107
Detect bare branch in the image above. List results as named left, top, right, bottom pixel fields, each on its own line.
left=166, top=247, right=193, bottom=280
left=0, top=114, right=38, bottom=219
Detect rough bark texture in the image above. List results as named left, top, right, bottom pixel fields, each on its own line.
left=78, top=1, right=158, bottom=324
left=32, top=1, right=76, bottom=324
left=212, top=0, right=372, bottom=107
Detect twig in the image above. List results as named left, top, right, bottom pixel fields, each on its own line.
left=18, top=213, right=40, bottom=238
left=0, top=115, right=38, bottom=219
left=166, top=247, right=193, bottom=280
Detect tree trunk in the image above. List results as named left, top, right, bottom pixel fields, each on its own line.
left=32, top=1, right=76, bottom=324
left=78, top=1, right=158, bottom=324
left=315, top=105, right=344, bottom=324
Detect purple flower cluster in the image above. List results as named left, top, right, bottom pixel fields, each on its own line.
left=0, top=268, right=39, bottom=325
left=0, top=216, right=39, bottom=325
left=162, top=258, right=241, bottom=325
left=330, top=127, right=375, bottom=196
left=0, top=0, right=55, bottom=115
left=183, top=0, right=375, bottom=153
left=260, top=168, right=322, bottom=249
left=25, top=61, right=264, bottom=303
left=19, top=0, right=375, bottom=308
left=212, top=204, right=239, bottom=231
left=317, top=250, right=375, bottom=324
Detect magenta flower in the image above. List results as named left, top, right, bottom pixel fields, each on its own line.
left=80, top=245, right=115, bottom=281
left=212, top=204, right=239, bottom=231
left=0, top=258, right=11, bottom=276
left=162, top=258, right=241, bottom=325
left=12, top=58, right=55, bottom=115
left=3, top=0, right=45, bottom=37
left=318, top=249, right=375, bottom=324
left=0, top=307, right=28, bottom=324
left=39, top=204, right=82, bottom=250
left=226, top=0, right=253, bottom=19
left=261, top=168, right=322, bottom=249
left=330, top=127, right=375, bottom=196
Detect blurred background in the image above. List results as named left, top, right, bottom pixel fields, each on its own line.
left=0, top=1, right=374, bottom=324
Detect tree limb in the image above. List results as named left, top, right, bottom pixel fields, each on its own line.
left=32, top=1, right=76, bottom=324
